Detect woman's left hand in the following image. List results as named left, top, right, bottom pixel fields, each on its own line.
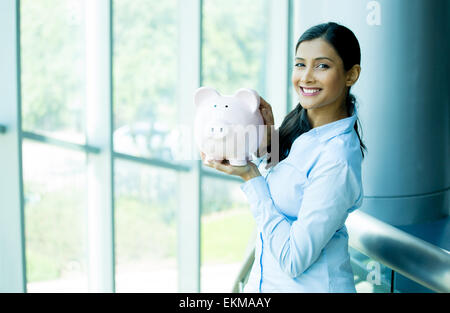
left=200, top=152, right=261, bottom=182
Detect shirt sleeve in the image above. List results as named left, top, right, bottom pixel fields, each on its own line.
left=240, top=159, right=362, bottom=278
left=250, top=152, right=267, bottom=168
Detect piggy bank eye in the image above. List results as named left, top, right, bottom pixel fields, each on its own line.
left=213, top=104, right=217, bottom=108
left=225, top=105, right=229, bottom=108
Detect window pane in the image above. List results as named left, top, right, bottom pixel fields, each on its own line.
left=23, top=140, right=88, bottom=292
left=113, top=0, right=178, bottom=161
left=114, top=159, right=178, bottom=292
left=202, top=0, right=269, bottom=95
left=201, top=177, right=255, bottom=292
left=20, top=0, right=86, bottom=144
left=350, top=247, right=393, bottom=293
left=200, top=0, right=267, bottom=292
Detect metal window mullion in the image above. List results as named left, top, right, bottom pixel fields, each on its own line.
left=176, top=0, right=202, bottom=293
left=287, top=0, right=295, bottom=112
left=266, top=0, right=289, bottom=128
left=84, top=0, right=115, bottom=293
left=22, top=131, right=101, bottom=154
left=113, top=152, right=191, bottom=172
left=0, top=0, right=27, bottom=293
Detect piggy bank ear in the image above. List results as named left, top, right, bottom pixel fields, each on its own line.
left=194, top=86, right=220, bottom=107
left=234, top=88, right=260, bottom=113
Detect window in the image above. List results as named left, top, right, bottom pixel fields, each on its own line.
left=114, top=159, right=177, bottom=292
left=23, top=141, right=88, bottom=292
left=112, top=0, right=179, bottom=291
left=21, top=0, right=86, bottom=144
left=201, top=176, right=255, bottom=292
left=113, top=0, right=178, bottom=162
left=20, top=0, right=89, bottom=292
left=350, top=248, right=394, bottom=293
left=202, top=0, right=268, bottom=95
left=8, top=0, right=278, bottom=293
left=200, top=0, right=269, bottom=292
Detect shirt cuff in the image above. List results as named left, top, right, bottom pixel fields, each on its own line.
left=240, top=175, right=272, bottom=205
left=250, top=153, right=267, bottom=167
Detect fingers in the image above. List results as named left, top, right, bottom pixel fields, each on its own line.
left=200, top=153, right=246, bottom=176
left=200, top=152, right=211, bottom=166
left=260, top=108, right=274, bottom=126
left=210, top=161, right=231, bottom=174
left=260, top=96, right=270, bottom=108
left=259, top=97, right=274, bottom=126
left=200, top=152, right=220, bottom=169
left=202, top=157, right=232, bottom=174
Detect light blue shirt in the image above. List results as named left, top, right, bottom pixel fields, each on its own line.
left=240, top=111, right=363, bottom=293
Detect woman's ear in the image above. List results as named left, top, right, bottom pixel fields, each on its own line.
left=345, top=64, right=361, bottom=87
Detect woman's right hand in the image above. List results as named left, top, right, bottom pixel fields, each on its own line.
left=257, top=96, right=275, bottom=158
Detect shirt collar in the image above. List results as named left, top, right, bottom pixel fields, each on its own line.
left=304, top=107, right=358, bottom=143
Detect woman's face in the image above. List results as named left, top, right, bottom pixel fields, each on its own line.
left=292, top=38, right=348, bottom=111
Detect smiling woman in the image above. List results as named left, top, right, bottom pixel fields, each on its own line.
left=244, top=22, right=365, bottom=293
left=277, top=22, right=366, bottom=164
left=204, top=22, right=367, bottom=293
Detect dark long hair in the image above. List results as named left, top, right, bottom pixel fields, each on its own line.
left=272, top=22, right=366, bottom=164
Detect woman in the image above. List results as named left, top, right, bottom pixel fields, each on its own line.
left=201, top=22, right=365, bottom=292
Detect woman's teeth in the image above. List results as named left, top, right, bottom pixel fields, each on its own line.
left=302, top=88, right=320, bottom=93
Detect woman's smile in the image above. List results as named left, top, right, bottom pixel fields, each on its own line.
left=299, top=86, right=322, bottom=96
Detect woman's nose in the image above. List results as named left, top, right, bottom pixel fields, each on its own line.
left=301, top=67, right=315, bottom=84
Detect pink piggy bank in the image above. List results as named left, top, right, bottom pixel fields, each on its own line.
left=194, top=87, right=264, bottom=166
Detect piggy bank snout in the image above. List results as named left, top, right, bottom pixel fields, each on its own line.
left=205, top=123, right=230, bottom=139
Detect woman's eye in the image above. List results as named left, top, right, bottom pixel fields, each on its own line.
left=317, top=63, right=329, bottom=69
left=294, top=63, right=305, bottom=68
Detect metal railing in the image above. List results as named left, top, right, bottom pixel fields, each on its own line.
left=232, top=210, right=450, bottom=293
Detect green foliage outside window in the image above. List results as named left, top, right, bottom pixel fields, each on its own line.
left=21, top=0, right=268, bottom=285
